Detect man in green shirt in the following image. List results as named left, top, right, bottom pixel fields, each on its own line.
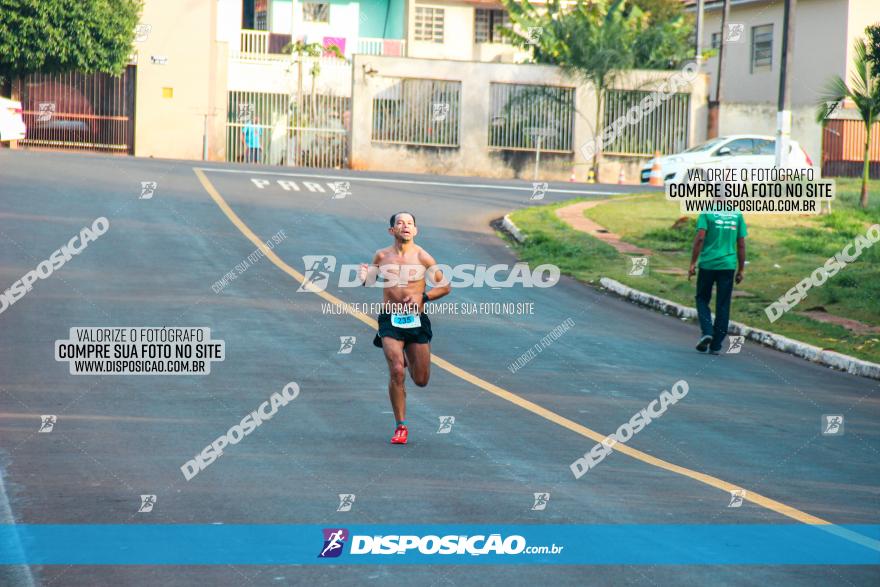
left=688, top=210, right=747, bottom=354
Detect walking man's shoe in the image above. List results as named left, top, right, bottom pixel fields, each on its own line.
left=696, top=335, right=713, bottom=353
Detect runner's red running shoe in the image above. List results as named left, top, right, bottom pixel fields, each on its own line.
left=390, top=425, right=408, bottom=445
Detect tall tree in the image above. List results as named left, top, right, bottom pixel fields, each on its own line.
left=0, top=0, right=142, bottom=93
left=627, top=0, right=694, bottom=69
left=817, top=36, right=880, bottom=208
left=866, top=23, right=880, bottom=77
left=502, top=0, right=689, bottom=178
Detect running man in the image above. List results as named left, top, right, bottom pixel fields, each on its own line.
left=358, top=212, right=451, bottom=444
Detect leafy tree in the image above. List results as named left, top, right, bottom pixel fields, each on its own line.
left=282, top=40, right=343, bottom=165
left=0, top=0, right=142, bottom=93
left=501, top=0, right=662, bottom=178
left=627, top=0, right=694, bottom=69
left=866, top=23, right=880, bottom=77
left=817, top=35, right=880, bottom=208
left=282, top=41, right=343, bottom=120
left=629, top=0, right=684, bottom=24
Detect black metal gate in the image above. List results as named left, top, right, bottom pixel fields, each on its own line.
left=20, top=66, right=136, bottom=154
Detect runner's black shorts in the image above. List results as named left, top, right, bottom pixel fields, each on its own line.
left=373, top=313, right=433, bottom=348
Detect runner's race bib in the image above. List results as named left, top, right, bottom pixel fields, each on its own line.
left=391, top=313, right=421, bottom=329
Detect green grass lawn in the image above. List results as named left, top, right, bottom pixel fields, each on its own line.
left=507, top=177, right=880, bottom=363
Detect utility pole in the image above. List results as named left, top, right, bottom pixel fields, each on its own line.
left=775, top=0, right=797, bottom=167
left=695, top=0, right=704, bottom=63
left=709, top=0, right=731, bottom=138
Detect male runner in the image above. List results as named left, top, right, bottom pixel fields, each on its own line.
left=358, top=212, right=451, bottom=444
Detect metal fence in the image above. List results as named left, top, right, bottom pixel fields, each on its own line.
left=822, top=118, right=880, bottom=178
left=488, top=83, right=575, bottom=152
left=20, top=67, right=136, bottom=153
left=356, top=38, right=406, bottom=56
left=371, top=78, right=461, bottom=147
left=602, top=89, right=690, bottom=156
left=226, top=90, right=349, bottom=168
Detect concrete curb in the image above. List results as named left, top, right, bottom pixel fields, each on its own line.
left=502, top=214, right=527, bottom=244
left=599, top=277, right=880, bottom=380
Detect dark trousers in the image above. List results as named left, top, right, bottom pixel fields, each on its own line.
left=245, top=147, right=262, bottom=163
left=695, top=268, right=735, bottom=351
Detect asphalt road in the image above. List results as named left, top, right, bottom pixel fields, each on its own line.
left=0, top=150, right=877, bottom=586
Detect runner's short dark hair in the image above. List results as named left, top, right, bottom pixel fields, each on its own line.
left=390, top=212, right=416, bottom=227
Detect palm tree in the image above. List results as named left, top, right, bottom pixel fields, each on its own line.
left=817, top=38, right=880, bottom=209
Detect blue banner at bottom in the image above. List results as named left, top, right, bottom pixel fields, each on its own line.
left=1, top=524, right=879, bottom=565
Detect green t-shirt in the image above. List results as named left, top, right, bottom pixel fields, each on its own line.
left=696, top=211, right=747, bottom=270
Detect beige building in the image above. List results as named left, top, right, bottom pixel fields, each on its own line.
left=688, top=0, right=880, bottom=162
left=350, top=54, right=708, bottom=181
left=17, top=0, right=706, bottom=181
left=133, top=0, right=228, bottom=161
left=405, top=0, right=533, bottom=62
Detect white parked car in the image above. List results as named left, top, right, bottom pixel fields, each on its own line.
left=640, top=135, right=815, bottom=184
left=0, top=96, right=27, bottom=141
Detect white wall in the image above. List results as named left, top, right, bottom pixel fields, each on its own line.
left=350, top=55, right=707, bottom=181
left=135, top=0, right=228, bottom=160
left=228, top=57, right=353, bottom=95
left=406, top=1, right=527, bottom=63
left=407, top=2, right=473, bottom=61
left=474, top=41, right=531, bottom=64
left=294, top=2, right=361, bottom=57
left=272, top=0, right=294, bottom=34
left=217, top=0, right=243, bottom=44
left=719, top=102, right=822, bottom=166
left=700, top=0, right=849, bottom=106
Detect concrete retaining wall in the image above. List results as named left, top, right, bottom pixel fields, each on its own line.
left=350, top=55, right=708, bottom=182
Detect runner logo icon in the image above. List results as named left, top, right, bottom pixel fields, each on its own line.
left=726, top=336, right=744, bottom=354
left=299, top=256, right=337, bottom=292
left=39, top=415, right=57, bottom=433
left=337, top=494, right=356, bottom=512
left=531, top=492, right=550, bottom=511
left=822, top=415, right=844, bottom=436
left=331, top=181, right=351, bottom=199
left=437, top=416, right=455, bottom=433
left=138, top=494, right=157, bottom=512
left=338, top=336, right=356, bottom=354
left=140, top=181, right=158, bottom=200
left=319, top=528, right=349, bottom=558
left=628, top=257, right=649, bottom=276
left=728, top=489, right=746, bottom=508
left=530, top=182, right=548, bottom=201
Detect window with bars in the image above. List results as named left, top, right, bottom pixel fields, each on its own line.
left=475, top=9, right=512, bottom=44
left=602, top=90, right=691, bottom=156
left=488, top=83, right=575, bottom=152
left=414, top=6, right=445, bottom=43
left=751, top=24, right=773, bottom=71
left=303, top=2, right=330, bottom=23
left=371, top=78, right=461, bottom=147
left=710, top=32, right=720, bottom=50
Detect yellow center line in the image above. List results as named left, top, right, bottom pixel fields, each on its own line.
left=193, top=167, right=880, bottom=553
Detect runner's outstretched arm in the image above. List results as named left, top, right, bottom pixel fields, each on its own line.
left=358, top=251, right=382, bottom=286
left=421, top=251, right=450, bottom=302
